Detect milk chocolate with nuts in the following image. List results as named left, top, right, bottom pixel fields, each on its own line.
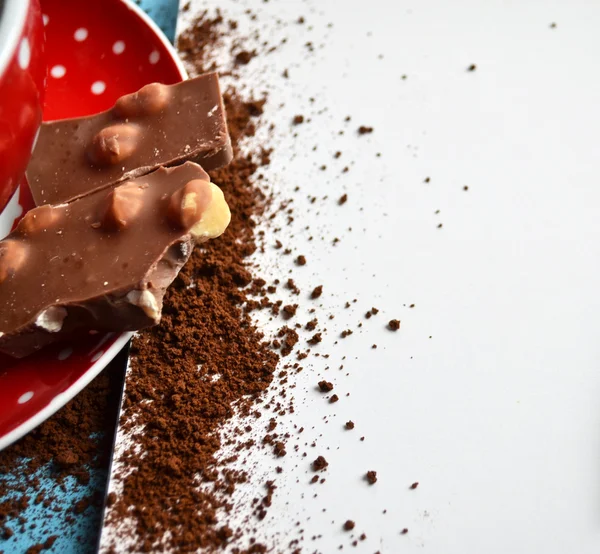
left=0, top=162, right=230, bottom=358
left=27, top=74, right=233, bottom=206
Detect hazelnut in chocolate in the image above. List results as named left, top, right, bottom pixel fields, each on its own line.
left=27, top=73, right=233, bottom=206
left=0, top=162, right=230, bottom=358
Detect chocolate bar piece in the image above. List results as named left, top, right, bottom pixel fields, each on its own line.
left=0, top=162, right=230, bottom=358
left=27, top=73, right=233, bottom=206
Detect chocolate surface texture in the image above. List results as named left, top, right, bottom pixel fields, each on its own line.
left=27, top=73, right=233, bottom=206
left=0, top=162, right=231, bottom=358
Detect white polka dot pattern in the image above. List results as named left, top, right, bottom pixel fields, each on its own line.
left=91, top=81, right=106, bottom=95
left=18, top=39, right=30, bottom=70
left=74, top=27, right=88, bottom=42
left=18, top=392, right=34, bottom=404
left=113, top=40, right=126, bottom=55
left=50, top=65, right=66, bottom=78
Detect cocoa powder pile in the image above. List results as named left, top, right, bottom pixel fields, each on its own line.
left=104, top=90, right=280, bottom=552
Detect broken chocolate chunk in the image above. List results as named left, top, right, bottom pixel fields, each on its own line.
left=0, top=163, right=230, bottom=358
left=28, top=74, right=232, bottom=205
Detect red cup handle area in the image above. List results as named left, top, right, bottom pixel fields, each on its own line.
left=0, top=0, right=46, bottom=213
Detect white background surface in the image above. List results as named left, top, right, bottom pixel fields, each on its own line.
left=182, top=1, right=600, bottom=552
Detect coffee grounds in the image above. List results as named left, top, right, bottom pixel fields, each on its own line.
left=318, top=381, right=333, bottom=392
left=388, top=319, right=400, bottom=331
left=310, top=286, right=323, bottom=299
left=307, top=333, right=322, bottom=345
left=366, top=471, right=377, bottom=485
left=0, top=355, right=125, bottom=544
left=312, top=456, right=329, bottom=471
left=24, top=535, right=57, bottom=554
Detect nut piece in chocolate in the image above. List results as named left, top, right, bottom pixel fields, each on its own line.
left=28, top=73, right=233, bottom=205
left=0, top=162, right=230, bottom=358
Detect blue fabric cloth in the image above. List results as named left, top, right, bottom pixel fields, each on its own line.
left=0, top=3, right=179, bottom=552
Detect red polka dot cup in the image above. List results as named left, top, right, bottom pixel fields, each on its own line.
left=0, top=0, right=46, bottom=214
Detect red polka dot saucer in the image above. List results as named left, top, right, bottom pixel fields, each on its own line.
left=0, top=0, right=186, bottom=451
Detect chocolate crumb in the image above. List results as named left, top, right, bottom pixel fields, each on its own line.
left=310, top=285, right=323, bottom=299
left=358, top=126, right=373, bottom=135
left=345, top=421, right=355, bottom=430
left=292, top=114, right=305, bottom=125
left=424, top=177, right=430, bottom=183
left=338, top=194, right=348, bottom=205
left=329, top=394, right=339, bottom=404
left=463, top=185, right=469, bottom=191
left=296, top=255, right=307, bottom=266
left=366, top=471, right=377, bottom=484
left=343, top=520, right=355, bottom=531
left=410, top=482, right=419, bottom=490
left=467, top=63, right=477, bottom=71
left=401, top=528, right=409, bottom=535
left=388, top=319, right=400, bottom=331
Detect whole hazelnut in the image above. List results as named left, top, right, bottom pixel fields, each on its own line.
left=88, top=123, right=140, bottom=166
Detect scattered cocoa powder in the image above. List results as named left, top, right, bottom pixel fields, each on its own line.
left=24, top=536, right=57, bottom=554
left=305, top=318, right=318, bottom=331
left=312, top=456, right=329, bottom=471
left=234, top=49, right=256, bottom=65
left=282, top=304, right=298, bottom=319
left=307, top=333, right=322, bottom=345
left=318, top=381, right=334, bottom=392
